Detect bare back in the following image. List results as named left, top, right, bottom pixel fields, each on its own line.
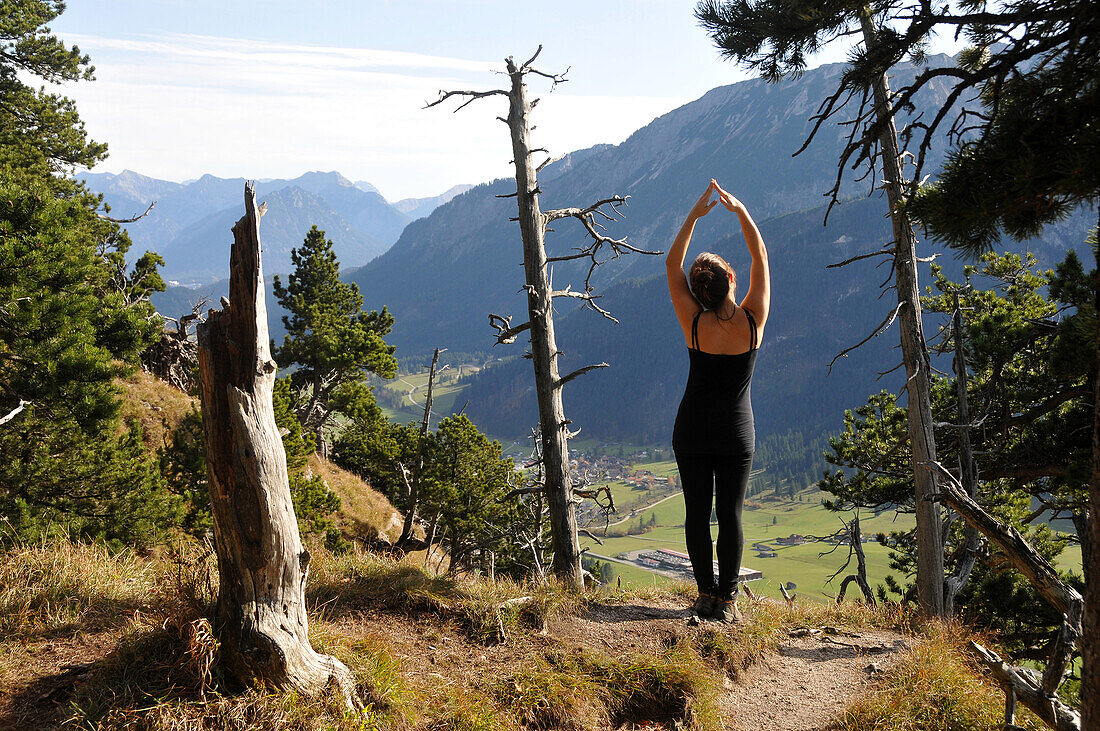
left=681, top=305, right=762, bottom=355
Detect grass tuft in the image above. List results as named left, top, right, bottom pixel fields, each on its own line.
left=497, top=641, right=723, bottom=731
left=831, top=619, right=1045, bottom=730
left=308, top=547, right=578, bottom=644
left=0, top=539, right=159, bottom=639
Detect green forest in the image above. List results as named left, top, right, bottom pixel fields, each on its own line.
left=2, top=1, right=1097, bottom=729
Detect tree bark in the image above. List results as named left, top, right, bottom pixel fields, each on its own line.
left=398, top=346, right=442, bottom=545
left=197, top=183, right=360, bottom=708
left=859, top=8, right=945, bottom=618
left=1083, top=206, right=1100, bottom=730
left=944, top=298, right=981, bottom=615
left=503, top=56, right=583, bottom=590
left=969, top=642, right=1081, bottom=731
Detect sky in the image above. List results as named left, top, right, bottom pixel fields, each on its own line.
left=51, top=1, right=958, bottom=201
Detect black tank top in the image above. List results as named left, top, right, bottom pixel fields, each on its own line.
left=672, top=308, right=758, bottom=456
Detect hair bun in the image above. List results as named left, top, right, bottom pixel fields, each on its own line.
left=688, top=252, right=734, bottom=311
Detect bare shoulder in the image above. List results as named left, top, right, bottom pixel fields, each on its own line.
left=741, top=305, right=766, bottom=344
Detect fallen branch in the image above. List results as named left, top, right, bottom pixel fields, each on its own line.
left=926, top=461, right=1083, bottom=617
left=0, top=399, right=28, bottom=426
left=969, top=642, right=1081, bottom=731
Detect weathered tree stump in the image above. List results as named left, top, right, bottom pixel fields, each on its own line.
left=197, top=183, right=360, bottom=708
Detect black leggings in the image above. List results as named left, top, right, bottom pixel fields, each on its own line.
left=675, top=452, right=753, bottom=600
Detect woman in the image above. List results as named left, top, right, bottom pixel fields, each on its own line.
left=665, top=179, right=770, bottom=623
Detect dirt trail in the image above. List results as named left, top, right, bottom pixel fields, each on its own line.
left=546, top=598, right=908, bottom=731
left=721, top=627, right=907, bottom=730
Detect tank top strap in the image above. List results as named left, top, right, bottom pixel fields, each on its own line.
left=743, top=307, right=758, bottom=350
left=691, top=310, right=702, bottom=350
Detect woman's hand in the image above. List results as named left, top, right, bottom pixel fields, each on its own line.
left=711, top=179, right=745, bottom=215
left=688, top=183, right=719, bottom=220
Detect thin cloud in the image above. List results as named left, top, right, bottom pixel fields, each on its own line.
left=63, top=32, right=690, bottom=199
left=68, top=32, right=497, bottom=73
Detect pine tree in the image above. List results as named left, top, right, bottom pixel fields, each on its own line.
left=0, top=174, right=172, bottom=544
left=423, top=415, right=523, bottom=574
left=0, top=0, right=107, bottom=177
left=272, top=225, right=397, bottom=454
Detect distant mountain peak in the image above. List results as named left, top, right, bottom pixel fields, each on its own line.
left=294, top=170, right=356, bottom=188
left=393, top=184, right=476, bottom=218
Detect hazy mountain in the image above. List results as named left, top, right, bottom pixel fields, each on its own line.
left=394, top=184, right=476, bottom=220
left=80, top=171, right=414, bottom=285
left=279, top=171, right=410, bottom=245
left=346, top=54, right=1092, bottom=444
left=156, top=186, right=387, bottom=282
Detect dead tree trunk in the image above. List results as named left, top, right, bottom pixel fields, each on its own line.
left=944, top=296, right=981, bottom=616
left=835, top=514, right=875, bottom=606
left=1084, top=207, right=1099, bottom=731
left=502, top=54, right=582, bottom=589
left=859, top=8, right=944, bottom=618
left=427, top=47, right=658, bottom=590
left=398, top=347, right=444, bottom=546
left=928, top=461, right=1082, bottom=730
left=196, top=183, right=360, bottom=708
left=970, top=643, right=1081, bottom=731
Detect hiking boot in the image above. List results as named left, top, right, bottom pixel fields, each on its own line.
left=711, top=596, right=743, bottom=624
left=691, top=593, right=716, bottom=617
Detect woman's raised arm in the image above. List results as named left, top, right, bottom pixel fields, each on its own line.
left=713, top=181, right=770, bottom=329
left=666, top=183, right=718, bottom=330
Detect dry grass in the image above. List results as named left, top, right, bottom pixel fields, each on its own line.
left=0, top=539, right=160, bottom=639
left=831, top=620, right=1045, bottom=731
left=308, top=455, right=401, bottom=545
left=3, top=537, right=1046, bottom=731
left=116, top=369, right=198, bottom=450
left=497, top=640, right=723, bottom=731
left=308, top=547, right=578, bottom=644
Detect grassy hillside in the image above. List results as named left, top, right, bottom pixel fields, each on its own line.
left=0, top=539, right=1048, bottom=730
left=117, top=369, right=402, bottom=547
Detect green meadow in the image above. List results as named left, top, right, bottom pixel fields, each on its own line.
left=581, top=476, right=914, bottom=604
left=376, top=365, right=478, bottom=428
left=580, top=458, right=1084, bottom=603
left=373, top=367, right=1084, bottom=600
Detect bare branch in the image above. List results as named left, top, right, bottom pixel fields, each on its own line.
left=827, top=247, right=892, bottom=269
left=578, top=529, right=604, bottom=545
left=556, top=363, right=609, bottom=389
left=0, top=399, right=28, bottom=426
left=425, top=88, right=508, bottom=113
left=488, top=313, right=531, bottom=345
left=520, top=46, right=543, bottom=69
left=536, top=156, right=560, bottom=173
left=505, top=485, right=547, bottom=500
left=98, top=200, right=156, bottom=224
left=828, top=302, right=904, bottom=373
